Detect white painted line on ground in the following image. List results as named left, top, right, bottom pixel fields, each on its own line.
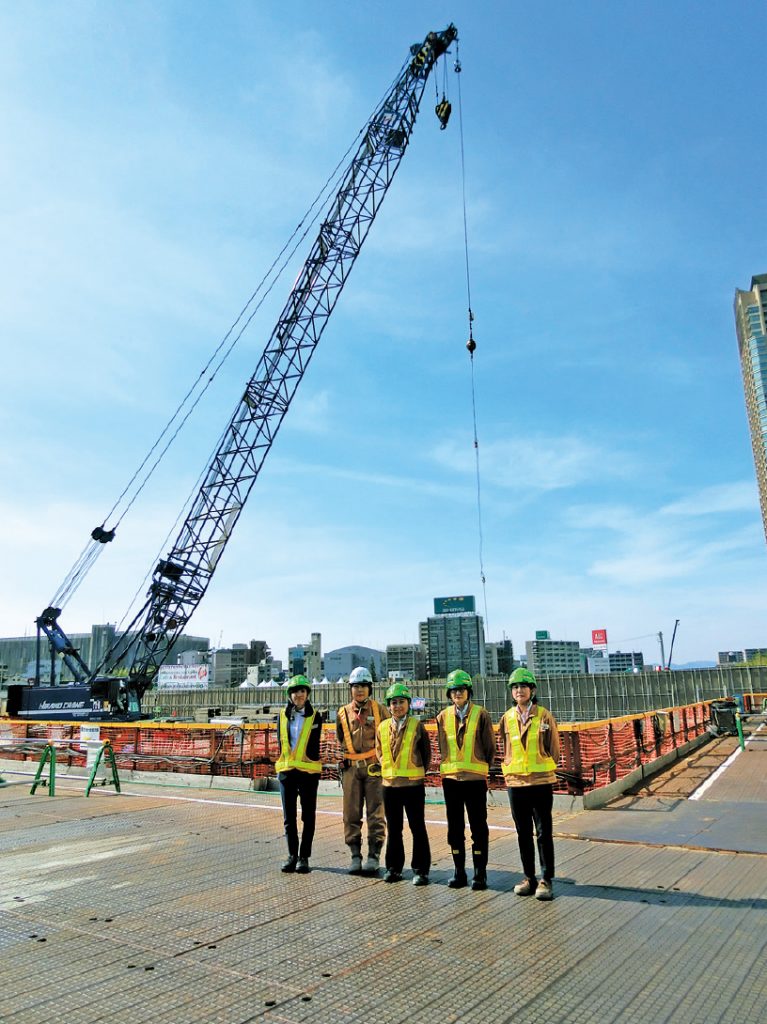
left=689, top=721, right=765, bottom=801
left=6, top=771, right=521, bottom=831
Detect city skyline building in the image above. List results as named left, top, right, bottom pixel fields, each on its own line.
left=426, top=596, right=486, bottom=678
left=385, top=643, right=426, bottom=681
left=288, top=632, right=322, bottom=680
left=526, top=631, right=582, bottom=676
left=608, top=650, right=645, bottom=673
left=323, top=645, right=384, bottom=680
left=734, top=273, right=767, bottom=543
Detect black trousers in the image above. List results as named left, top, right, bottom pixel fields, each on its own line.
left=442, top=777, right=488, bottom=859
left=383, top=784, right=432, bottom=875
left=279, top=770, right=320, bottom=859
left=508, top=783, right=555, bottom=881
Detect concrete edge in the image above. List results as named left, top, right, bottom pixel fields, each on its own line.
left=582, top=732, right=712, bottom=809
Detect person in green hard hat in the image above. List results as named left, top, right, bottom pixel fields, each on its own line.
left=436, top=669, right=495, bottom=890
left=274, top=675, right=324, bottom=875
left=375, top=682, right=433, bottom=886
left=500, top=667, right=560, bottom=901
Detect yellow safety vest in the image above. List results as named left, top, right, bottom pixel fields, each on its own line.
left=339, top=701, right=382, bottom=761
left=502, top=709, right=557, bottom=777
left=378, top=717, right=426, bottom=781
left=275, top=709, right=322, bottom=774
left=440, top=704, right=489, bottom=777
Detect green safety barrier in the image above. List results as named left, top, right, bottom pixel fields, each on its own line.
left=30, top=741, right=121, bottom=797
left=735, top=712, right=746, bottom=752
left=85, top=741, right=121, bottom=796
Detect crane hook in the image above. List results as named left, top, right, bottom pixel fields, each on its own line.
left=435, top=95, right=452, bottom=130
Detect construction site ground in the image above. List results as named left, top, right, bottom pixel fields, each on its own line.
left=1, top=715, right=765, bottom=1024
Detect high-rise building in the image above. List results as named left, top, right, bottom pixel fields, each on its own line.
left=734, top=274, right=767, bottom=542
left=426, top=596, right=486, bottom=678
left=525, top=634, right=581, bottom=675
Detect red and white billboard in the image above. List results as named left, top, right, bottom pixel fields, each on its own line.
left=591, top=629, right=608, bottom=647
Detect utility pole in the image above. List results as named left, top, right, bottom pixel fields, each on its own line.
left=667, top=619, right=680, bottom=670
left=657, top=631, right=665, bottom=670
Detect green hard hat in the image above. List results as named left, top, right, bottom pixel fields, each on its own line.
left=385, top=682, right=412, bottom=703
left=446, top=668, right=473, bottom=697
left=286, top=674, right=311, bottom=694
left=508, top=667, right=537, bottom=689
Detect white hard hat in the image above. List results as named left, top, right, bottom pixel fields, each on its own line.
left=349, top=666, right=373, bottom=686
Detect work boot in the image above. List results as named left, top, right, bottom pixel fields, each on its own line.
left=535, top=879, right=554, bottom=901
left=447, top=852, right=468, bottom=889
left=471, top=850, right=488, bottom=891
left=348, top=847, right=363, bottom=875
left=472, top=869, right=487, bottom=891
left=281, top=855, right=298, bottom=874
left=514, top=877, right=537, bottom=896
left=295, top=857, right=311, bottom=874
left=362, top=852, right=380, bottom=876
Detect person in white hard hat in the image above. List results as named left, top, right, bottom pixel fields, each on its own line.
left=336, top=666, right=390, bottom=875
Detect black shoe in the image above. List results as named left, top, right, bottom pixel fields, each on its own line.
left=383, top=869, right=403, bottom=883
left=295, top=858, right=311, bottom=874
left=448, top=871, right=468, bottom=889
left=472, top=870, right=487, bottom=891
left=281, top=856, right=298, bottom=873
left=413, top=873, right=429, bottom=887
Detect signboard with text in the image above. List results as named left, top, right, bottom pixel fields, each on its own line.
left=591, top=629, right=608, bottom=647
left=156, top=665, right=210, bottom=690
left=434, top=595, right=476, bottom=615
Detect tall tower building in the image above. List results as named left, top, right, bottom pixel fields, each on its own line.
left=734, top=274, right=767, bottom=542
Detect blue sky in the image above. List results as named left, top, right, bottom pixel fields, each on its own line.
left=1, top=0, right=765, bottom=669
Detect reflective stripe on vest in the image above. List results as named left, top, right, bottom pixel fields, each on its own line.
left=502, top=709, right=557, bottom=776
left=440, top=704, right=489, bottom=777
left=275, top=709, right=322, bottom=774
left=379, top=717, right=425, bottom=780
left=339, top=702, right=381, bottom=761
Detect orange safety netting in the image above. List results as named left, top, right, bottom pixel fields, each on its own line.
left=1, top=702, right=712, bottom=795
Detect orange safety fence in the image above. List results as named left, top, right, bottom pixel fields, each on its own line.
left=0, top=700, right=715, bottom=796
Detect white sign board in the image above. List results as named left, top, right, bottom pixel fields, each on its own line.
left=156, top=665, right=210, bottom=691
left=79, top=724, right=102, bottom=768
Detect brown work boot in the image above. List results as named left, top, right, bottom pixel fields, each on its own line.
left=513, top=877, right=537, bottom=896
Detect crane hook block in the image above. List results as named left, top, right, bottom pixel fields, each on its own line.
left=91, top=525, right=116, bottom=544
left=466, top=335, right=477, bottom=354
left=435, top=97, right=452, bottom=130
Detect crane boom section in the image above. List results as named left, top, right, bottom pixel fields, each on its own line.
left=97, top=24, right=457, bottom=699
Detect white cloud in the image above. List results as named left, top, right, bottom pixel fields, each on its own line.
left=660, top=481, right=759, bottom=517
left=432, top=433, right=634, bottom=491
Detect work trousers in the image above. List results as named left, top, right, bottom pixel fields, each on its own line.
left=508, top=783, right=555, bottom=881
left=383, top=785, right=431, bottom=875
left=342, top=761, right=385, bottom=853
left=279, top=770, right=320, bottom=859
left=442, top=777, right=489, bottom=860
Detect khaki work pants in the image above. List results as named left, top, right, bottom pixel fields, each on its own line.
left=342, top=760, right=386, bottom=853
